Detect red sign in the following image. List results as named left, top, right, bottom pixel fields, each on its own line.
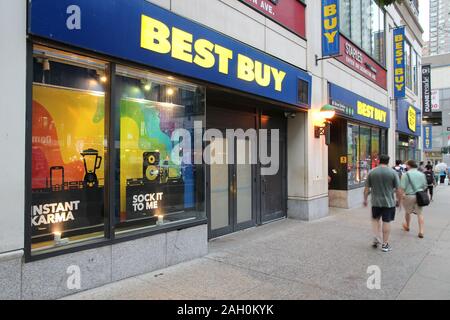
left=336, top=35, right=387, bottom=90
left=240, top=0, right=306, bottom=38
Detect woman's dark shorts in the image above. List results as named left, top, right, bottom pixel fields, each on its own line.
left=372, top=207, right=396, bottom=222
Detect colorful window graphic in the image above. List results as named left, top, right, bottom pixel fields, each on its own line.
left=113, top=66, right=206, bottom=235
left=31, top=46, right=108, bottom=252
left=30, top=46, right=206, bottom=254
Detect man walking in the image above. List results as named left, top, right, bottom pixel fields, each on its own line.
left=364, top=155, right=401, bottom=252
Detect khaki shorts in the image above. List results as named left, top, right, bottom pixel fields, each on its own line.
left=403, top=195, right=423, bottom=215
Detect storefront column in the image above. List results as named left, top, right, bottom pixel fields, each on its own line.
left=287, top=76, right=329, bottom=221
left=0, top=0, right=26, bottom=300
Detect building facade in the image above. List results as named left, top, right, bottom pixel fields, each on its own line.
left=0, top=0, right=423, bottom=299
left=429, top=0, right=450, bottom=56
left=423, top=53, right=450, bottom=165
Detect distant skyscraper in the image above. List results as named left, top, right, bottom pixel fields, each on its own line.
left=429, top=0, right=450, bottom=55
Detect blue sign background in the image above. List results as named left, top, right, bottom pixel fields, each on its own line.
left=29, top=0, right=311, bottom=107
left=423, top=124, right=433, bottom=150
left=396, top=99, right=420, bottom=137
left=329, top=83, right=390, bottom=128
left=322, top=0, right=340, bottom=57
left=393, top=27, right=406, bottom=99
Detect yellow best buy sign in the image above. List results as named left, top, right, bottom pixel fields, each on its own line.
left=357, top=101, right=387, bottom=124
left=407, top=106, right=416, bottom=133
left=393, top=27, right=406, bottom=98
left=140, top=15, right=287, bottom=92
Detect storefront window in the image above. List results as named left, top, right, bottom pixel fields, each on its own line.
left=340, top=0, right=351, bottom=36
left=113, top=65, right=206, bottom=236
left=405, top=42, right=412, bottom=90
left=371, top=128, right=380, bottom=169
left=339, top=0, right=385, bottom=66
left=31, top=46, right=108, bottom=253
left=412, top=50, right=418, bottom=94
left=361, top=0, right=372, bottom=53
left=347, top=124, right=360, bottom=187
left=359, top=126, right=371, bottom=183
left=346, top=123, right=384, bottom=188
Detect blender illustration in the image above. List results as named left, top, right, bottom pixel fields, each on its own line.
left=81, top=148, right=102, bottom=188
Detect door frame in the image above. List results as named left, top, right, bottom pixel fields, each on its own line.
left=206, top=131, right=258, bottom=239
left=259, top=110, right=288, bottom=224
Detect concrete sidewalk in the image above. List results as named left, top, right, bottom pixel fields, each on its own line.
left=64, top=185, right=450, bottom=300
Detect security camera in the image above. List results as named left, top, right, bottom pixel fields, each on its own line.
left=284, top=112, right=296, bottom=119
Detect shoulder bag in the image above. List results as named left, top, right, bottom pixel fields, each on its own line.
left=406, top=173, right=430, bottom=207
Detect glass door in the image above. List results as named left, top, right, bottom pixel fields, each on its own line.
left=208, top=135, right=256, bottom=238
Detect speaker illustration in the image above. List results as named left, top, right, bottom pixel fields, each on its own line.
left=143, top=152, right=160, bottom=183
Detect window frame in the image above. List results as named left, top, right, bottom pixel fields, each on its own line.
left=24, top=40, right=208, bottom=262
left=339, top=0, right=387, bottom=67
left=346, top=121, right=387, bottom=190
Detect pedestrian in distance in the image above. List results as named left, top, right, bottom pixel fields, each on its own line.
left=400, top=160, right=428, bottom=239
left=418, top=161, right=425, bottom=172
left=424, top=165, right=436, bottom=201
left=364, top=155, right=402, bottom=252
left=393, top=160, right=404, bottom=179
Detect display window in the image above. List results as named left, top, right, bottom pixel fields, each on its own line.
left=113, top=66, right=206, bottom=236
left=347, top=123, right=360, bottom=187
left=31, top=46, right=108, bottom=253
left=346, top=122, right=387, bottom=188
left=29, top=45, right=206, bottom=256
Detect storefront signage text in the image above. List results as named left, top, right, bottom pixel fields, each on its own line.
left=328, top=83, right=390, bottom=128
left=32, top=201, right=79, bottom=226
left=396, top=100, right=420, bottom=137
left=407, top=106, right=416, bottom=133
left=357, top=101, right=387, bottom=124
left=423, top=124, right=432, bottom=150
left=132, top=192, right=164, bottom=212
left=393, top=27, right=406, bottom=98
left=322, top=0, right=340, bottom=57
left=431, top=89, right=440, bottom=111
left=422, top=65, right=432, bottom=114
left=29, top=0, right=311, bottom=108
left=141, top=15, right=286, bottom=92
left=239, top=0, right=306, bottom=37
left=336, top=36, right=387, bottom=89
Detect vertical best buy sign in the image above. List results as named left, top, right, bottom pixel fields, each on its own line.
left=393, top=27, right=406, bottom=98
left=322, top=0, right=340, bottom=57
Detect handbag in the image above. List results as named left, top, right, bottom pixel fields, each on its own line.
left=406, top=173, right=430, bottom=207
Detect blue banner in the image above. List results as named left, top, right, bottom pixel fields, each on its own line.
left=423, top=124, right=433, bottom=150
left=328, top=83, right=390, bottom=128
left=393, top=27, right=406, bottom=98
left=29, top=0, right=311, bottom=108
left=396, top=100, right=420, bottom=137
left=322, top=0, right=340, bottom=57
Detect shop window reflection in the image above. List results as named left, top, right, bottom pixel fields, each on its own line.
left=31, top=45, right=107, bottom=254
left=114, top=66, right=206, bottom=236
left=347, top=124, right=360, bottom=187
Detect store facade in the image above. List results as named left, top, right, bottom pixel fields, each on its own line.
left=396, top=99, right=421, bottom=161
left=0, top=0, right=313, bottom=299
left=327, top=83, right=390, bottom=208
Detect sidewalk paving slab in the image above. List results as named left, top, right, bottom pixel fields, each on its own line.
left=63, top=186, right=450, bottom=300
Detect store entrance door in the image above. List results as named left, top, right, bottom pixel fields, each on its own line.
left=207, top=105, right=257, bottom=238
left=260, top=112, right=287, bottom=223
